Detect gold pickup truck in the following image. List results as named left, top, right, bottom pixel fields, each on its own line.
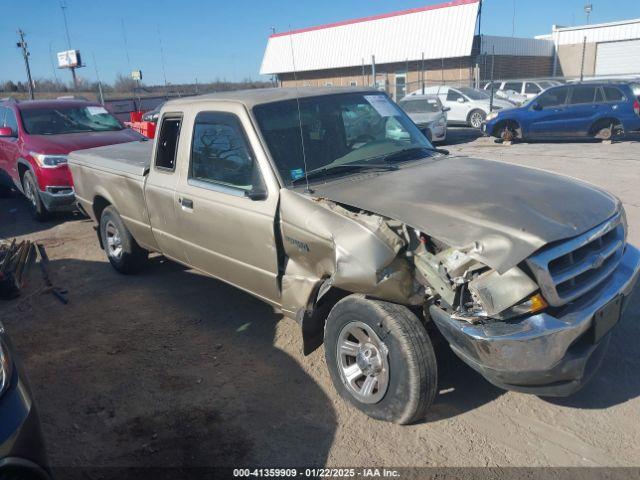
left=68, top=88, right=640, bottom=424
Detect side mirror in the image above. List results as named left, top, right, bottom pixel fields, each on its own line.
left=442, top=107, right=451, bottom=112
left=532, top=102, right=543, bottom=111
left=456, top=97, right=465, bottom=103
left=0, top=127, right=15, bottom=137
left=245, top=185, right=268, bottom=201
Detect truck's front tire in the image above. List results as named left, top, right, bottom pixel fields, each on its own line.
left=324, top=295, right=437, bottom=424
left=100, top=206, right=148, bottom=274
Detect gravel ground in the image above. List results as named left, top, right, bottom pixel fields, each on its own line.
left=1, top=129, right=639, bottom=470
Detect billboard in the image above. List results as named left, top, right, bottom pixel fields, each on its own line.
left=57, top=50, right=81, bottom=68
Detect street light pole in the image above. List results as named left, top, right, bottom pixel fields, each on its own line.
left=16, top=29, right=35, bottom=100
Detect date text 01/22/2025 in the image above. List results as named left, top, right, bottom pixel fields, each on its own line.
left=232, top=468, right=401, bottom=478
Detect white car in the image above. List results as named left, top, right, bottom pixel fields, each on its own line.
left=398, top=94, right=449, bottom=143
left=483, top=79, right=563, bottom=102
left=406, top=86, right=513, bottom=129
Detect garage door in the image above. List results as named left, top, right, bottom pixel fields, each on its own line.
left=595, top=39, right=640, bottom=75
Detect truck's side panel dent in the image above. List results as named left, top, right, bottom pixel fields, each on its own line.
left=279, top=189, right=420, bottom=320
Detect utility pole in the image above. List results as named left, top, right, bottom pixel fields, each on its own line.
left=92, top=53, right=105, bottom=105
left=60, top=1, right=78, bottom=88
left=16, top=29, right=35, bottom=100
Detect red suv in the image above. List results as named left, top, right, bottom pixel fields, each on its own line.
left=0, top=99, right=143, bottom=220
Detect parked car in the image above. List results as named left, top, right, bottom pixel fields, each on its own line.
left=0, top=322, right=51, bottom=479
left=483, top=81, right=640, bottom=141
left=141, top=102, right=165, bottom=123
left=398, top=94, right=449, bottom=143
left=0, top=99, right=144, bottom=221
left=69, top=88, right=639, bottom=424
left=483, top=79, right=563, bottom=101
left=406, top=86, right=513, bottom=128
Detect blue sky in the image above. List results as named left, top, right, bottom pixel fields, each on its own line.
left=1, top=0, right=639, bottom=86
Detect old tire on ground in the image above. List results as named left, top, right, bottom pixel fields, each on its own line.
left=324, top=295, right=437, bottom=424
left=468, top=109, right=486, bottom=129
left=22, top=170, right=49, bottom=222
left=99, top=206, right=148, bottom=274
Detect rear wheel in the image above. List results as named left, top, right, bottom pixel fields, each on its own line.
left=468, top=109, right=486, bottom=129
left=592, top=119, right=623, bottom=141
left=0, top=185, right=12, bottom=198
left=22, top=170, right=49, bottom=222
left=100, top=206, right=148, bottom=274
left=324, top=295, right=438, bottom=424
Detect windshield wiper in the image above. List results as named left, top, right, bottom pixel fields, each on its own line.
left=291, top=163, right=398, bottom=185
left=381, top=146, right=439, bottom=163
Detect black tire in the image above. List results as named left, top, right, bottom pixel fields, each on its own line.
left=467, top=109, right=486, bottom=129
left=324, top=295, right=437, bottom=424
left=99, top=206, right=148, bottom=274
left=22, top=170, right=49, bottom=222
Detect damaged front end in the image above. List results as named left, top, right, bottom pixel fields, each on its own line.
left=413, top=240, right=547, bottom=324
left=280, top=190, right=640, bottom=397
left=279, top=188, right=550, bottom=354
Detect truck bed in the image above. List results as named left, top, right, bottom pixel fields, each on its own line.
left=68, top=140, right=152, bottom=178
left=68, top=139, right=159, bottom=252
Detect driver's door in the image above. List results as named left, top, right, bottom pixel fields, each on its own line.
left=528, top=86, right=570, bottom=138
left=174, top=104, right=281, bottom=304
left=445, top=89, right=469, bottom=123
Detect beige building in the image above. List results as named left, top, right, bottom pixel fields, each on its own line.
left=541, top=19, right=640, bottom=78
left=260, top=0, right=555, bottom=100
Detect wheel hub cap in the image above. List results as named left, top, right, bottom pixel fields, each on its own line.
left=105, top=221, right=123, bottom=260
left=337, top=321, right=390, bottom=404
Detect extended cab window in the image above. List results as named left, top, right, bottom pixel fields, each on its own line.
left=155, top=116, right=181, bottom=170
left=189, top=112, right=257, bottom=191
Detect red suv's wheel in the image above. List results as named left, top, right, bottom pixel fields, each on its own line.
left=22, top=171, right=49, bottom=222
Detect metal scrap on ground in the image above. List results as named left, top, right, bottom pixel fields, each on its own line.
left=0, top=240, right=67, bottom=303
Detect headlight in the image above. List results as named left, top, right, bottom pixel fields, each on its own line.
left=485, top=112, right=499, bottom=121
left=0, top=335, right=12, bottom=397
left=436, top=117, right=446, bottom=127
left=30, top=152, right=68, bottom=168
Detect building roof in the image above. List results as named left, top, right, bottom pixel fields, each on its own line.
left=551, top=17, right=640, bottom=45
left=260, top=0, right=481, bottom=75
left=164, top=87, right=377, bottom=109
left=480, top=35, right=554, bottom=57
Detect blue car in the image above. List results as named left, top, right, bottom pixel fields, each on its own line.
left=483, top=81, right=640, bottom=141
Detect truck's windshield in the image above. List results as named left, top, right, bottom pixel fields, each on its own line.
left=253, top=92, right=434, bottom=186
left=21, top=106, right=124, bottom=135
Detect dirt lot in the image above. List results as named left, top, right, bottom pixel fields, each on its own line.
left=1, top=130, right=640, bottom=469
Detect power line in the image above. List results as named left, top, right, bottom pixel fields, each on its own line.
left=16, top=29, right=35, bottom=100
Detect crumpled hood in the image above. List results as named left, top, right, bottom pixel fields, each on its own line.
left=307, top=156, right=619, bottom=273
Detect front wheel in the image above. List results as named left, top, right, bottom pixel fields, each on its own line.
left=100, top=206, right=148, bottom=274
left=468, top=109, right=486, bottom=129
left=22, top=170, right=49, bottom=222
left=324, top=295, right=438, bottom=424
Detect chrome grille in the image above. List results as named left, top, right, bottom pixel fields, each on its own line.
left=527, top=212, right=626, bottom=307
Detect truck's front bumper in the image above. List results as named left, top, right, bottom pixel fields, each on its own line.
left=429, top=245, right=640, bottom=396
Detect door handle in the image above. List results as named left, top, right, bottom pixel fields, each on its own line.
left=179, top=197, right=194, bottom=209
